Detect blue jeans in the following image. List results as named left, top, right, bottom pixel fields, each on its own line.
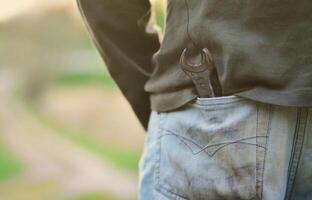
left=138, top=95, right=312, bottom=200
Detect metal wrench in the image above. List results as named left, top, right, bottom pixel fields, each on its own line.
left=180, top=47, right=223, bottom=98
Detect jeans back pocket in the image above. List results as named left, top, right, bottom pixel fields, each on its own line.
left=155, top=96, right=272, bottom=200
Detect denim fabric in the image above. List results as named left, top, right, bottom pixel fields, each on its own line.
left=138, top=95, right=312, bottom=200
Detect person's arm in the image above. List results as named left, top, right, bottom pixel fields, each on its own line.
left=77, top=0, right=160, bottom=130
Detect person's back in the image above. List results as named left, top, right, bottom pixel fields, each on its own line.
left=78, top=0, right=312, bottom=199
left=146, top=0, right=312, bottom=112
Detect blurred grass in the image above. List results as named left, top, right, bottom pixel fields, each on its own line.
left=0, top=141, right=23, bottom=180
left=51, top=72, right=115, bottom=87
left=0, top=181, right=56, bottom=200
left=154, top=1, right=165, bottom=30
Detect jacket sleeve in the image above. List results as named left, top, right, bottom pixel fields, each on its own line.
left=77, top=0, right=161, bottom=130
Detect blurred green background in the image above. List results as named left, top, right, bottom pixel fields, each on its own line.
left=0, top=0, right=165, bottom=200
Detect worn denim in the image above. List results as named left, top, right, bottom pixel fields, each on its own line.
left=138, top=95, right=312, bottom=200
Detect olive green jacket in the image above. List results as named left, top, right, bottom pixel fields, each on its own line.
left=78, top=0, right=312, bottom=130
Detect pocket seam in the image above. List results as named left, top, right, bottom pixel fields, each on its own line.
left=255, top=104, right=274, bottom=199
left=193, top=96, right=250, bottom=108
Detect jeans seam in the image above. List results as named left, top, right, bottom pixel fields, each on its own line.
left=255, top=104, right=261, bottom=198
left=255, top=103, right=273, bottom=200
left=285, top=109, right=301, bottom=200
left=284, top=108, right=309, bottom=200
left=260, top=104, right=273, bottom=199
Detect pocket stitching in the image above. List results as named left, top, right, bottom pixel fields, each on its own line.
left=194, top=99, right=247, bottom=107
left=194, top=95, right=247, bottom=106
left=160, top=129, right=267, bottom=157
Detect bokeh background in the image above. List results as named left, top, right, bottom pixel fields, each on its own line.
left=0, top=0, right=165, bottom=200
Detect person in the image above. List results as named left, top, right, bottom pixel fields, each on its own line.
left=77, top=0, right=312, bottom=199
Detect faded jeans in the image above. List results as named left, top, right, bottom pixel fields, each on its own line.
left=138, top=95, right=312, bottom=200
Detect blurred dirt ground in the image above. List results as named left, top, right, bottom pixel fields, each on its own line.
left=40, top=85, right=145, bottom=151
left=0, top=72, right=143, bottom=200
